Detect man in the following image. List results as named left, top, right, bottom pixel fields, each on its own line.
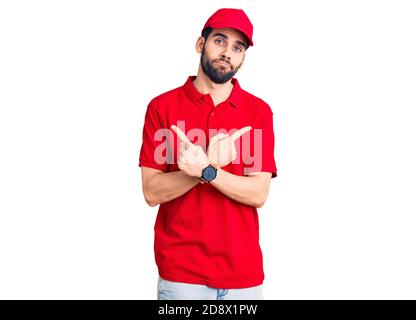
left=139, top=8, right=277, bottom=300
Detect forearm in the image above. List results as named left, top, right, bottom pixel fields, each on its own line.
left=143, top=170, right=200, bottom=207
left=210, top=168, right=269, bottom=208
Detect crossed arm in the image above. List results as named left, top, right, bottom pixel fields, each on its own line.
left=141, top=167, right=271, bottom=208
left=141, top=125, right=272, bottom=208
left=141, top=168, right=199, bottom=207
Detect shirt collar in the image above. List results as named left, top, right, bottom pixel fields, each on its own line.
left=183, top=75, right=242, bottom=108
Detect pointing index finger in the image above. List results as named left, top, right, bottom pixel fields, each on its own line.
left=230, top=126, right=252, bottom=142
left=171, top=125, right=193, bottom=147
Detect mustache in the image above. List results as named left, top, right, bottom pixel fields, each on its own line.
left=214, top=59, right=232, bottom=67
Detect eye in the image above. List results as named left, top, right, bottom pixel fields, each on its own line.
left=234, top=46, right=242, bottom=52
left=215, top=39, right=224, bottom=45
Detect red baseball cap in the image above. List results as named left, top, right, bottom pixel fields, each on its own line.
left=202, top=8, right=254, bottom=47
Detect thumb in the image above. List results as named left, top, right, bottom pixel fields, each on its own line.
left=209, top=133, right=228, bottom=145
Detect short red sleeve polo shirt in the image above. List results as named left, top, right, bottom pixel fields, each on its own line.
left=139, top=75, right=277, bottom=289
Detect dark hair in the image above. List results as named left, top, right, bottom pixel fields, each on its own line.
left=201, top=26, right=214, bottom=41
left=201, top=27, right=249, bottom=50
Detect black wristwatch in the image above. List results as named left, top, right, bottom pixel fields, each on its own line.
left=201, top=164, right=218, bottom=182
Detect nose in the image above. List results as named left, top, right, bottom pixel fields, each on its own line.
left=220, top=46, right=233, bottom=62
left=220, top=53, right=231, bottom=64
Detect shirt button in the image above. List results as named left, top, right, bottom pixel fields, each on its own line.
left=211, top=112, right=215, bottom=116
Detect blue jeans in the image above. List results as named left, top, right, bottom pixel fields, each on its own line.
left=157, top=277, right=264, bottom=300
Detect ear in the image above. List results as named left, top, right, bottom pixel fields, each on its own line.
left=196, top=36, right=204, bottom=54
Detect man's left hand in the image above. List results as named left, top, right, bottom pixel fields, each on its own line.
left=171, top=125, right=209, bottom=179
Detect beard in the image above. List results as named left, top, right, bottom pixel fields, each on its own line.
left=200, top=46, right=242, bottom=84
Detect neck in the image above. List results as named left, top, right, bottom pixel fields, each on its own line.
left=192, top=65, right=234, bottom=106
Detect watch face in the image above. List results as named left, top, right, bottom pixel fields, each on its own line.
left=202, top=165, right=217, bottom=181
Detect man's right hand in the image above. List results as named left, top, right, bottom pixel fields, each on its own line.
left=207, top=126, right=252, bottom=168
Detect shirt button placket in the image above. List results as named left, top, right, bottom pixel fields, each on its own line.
left=208, top=108, right=216, bottom=132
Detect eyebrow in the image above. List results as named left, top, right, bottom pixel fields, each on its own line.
left=212, top=33, right=247, bottom=48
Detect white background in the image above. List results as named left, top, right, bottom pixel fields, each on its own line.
left=0, top=0, right=415, bottom=299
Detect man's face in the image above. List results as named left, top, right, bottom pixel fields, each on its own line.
left=200, top=28, right=247, bottom=84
